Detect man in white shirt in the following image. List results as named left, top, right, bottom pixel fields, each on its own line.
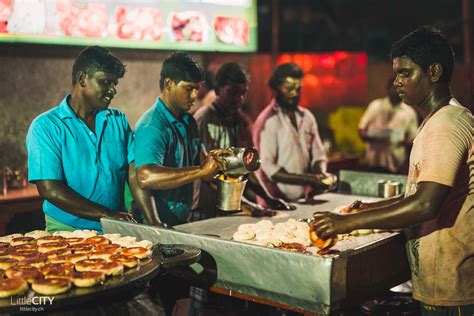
left=253, top=63, right=333, bottom=203
left=359, top=75, right=419, bottom=173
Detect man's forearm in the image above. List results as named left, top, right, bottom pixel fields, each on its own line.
left=271, top=168, right=317, bottom=186
left=137, top=165, right=205, bottom=190
left=35, top=180, right=112, bottom=220
left=128, top=163, right=161, bottom=225
left=362, top=194, right=404, bottom=210
left=245, top=172, right=271, bottom=201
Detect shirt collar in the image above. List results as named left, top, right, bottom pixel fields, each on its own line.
left=57, top=94, right=111, bottom=120
left=155, top=97, right=191, bottom=125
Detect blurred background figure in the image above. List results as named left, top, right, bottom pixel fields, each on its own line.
left=193, top=62, right=293, bottom=220
left=188, top=70, right=216, bottom=115
left=253, top=63, right=334, bottom=204
left=358, top=75, right=419, bottom=174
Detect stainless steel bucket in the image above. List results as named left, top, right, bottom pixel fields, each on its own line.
left=216, top=176, right=248, bottom=211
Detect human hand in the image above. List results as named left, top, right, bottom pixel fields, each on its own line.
left=266, top=198, right=296, bottom=211
left=311, top=211, right=352, bottom=239
left=241, top=202, right=276, bottom=217
left=200, top=148, right=232, bottom=179
left=310, top=172, right=337, bottom=190
left=108, top=211, right=138, bottom=223
left=339, top=199, right=367, bottom=214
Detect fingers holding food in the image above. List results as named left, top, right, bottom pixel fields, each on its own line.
left=309, top=224, right=337, bottom=250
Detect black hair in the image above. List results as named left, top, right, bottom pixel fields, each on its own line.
left=389, top=25, right=454, bottom=82
left=203, top=71, right=215, bottom=90
left=268, top=63, right=304, bottom=90
left=72, top=46, right=125, bottom=85
left=160, top=52, right=204, bottom=90
left=214, top=62, right=249, bottom=91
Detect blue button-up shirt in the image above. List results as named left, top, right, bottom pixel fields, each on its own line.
left=134, top=98, right=203, bottom=226
left=26, top=95, right=134, bottom=232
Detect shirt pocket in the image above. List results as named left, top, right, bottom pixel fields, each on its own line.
left=105, top=141, right=128, bottom=171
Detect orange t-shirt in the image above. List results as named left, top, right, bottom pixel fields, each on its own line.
left=404, top=99, right=473, bottom=305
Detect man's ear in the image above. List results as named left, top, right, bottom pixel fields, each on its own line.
left=429, top=63, right=443, bottom=83
left=76, top=71, right=87, bottom=87
left=164, top=78, right=174, bottom=91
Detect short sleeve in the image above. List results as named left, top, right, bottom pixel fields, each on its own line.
left=121, top=115, right=135, bottom=164
left=26, top=117, right=64, bottom=182
left=134, top=123, right=168, bottom=168
left=418, top=108, right=472, bottom=186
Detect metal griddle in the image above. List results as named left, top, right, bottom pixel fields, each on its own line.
left=101, top=193, right=411, bottom=315
left=0, top=244, right=201, bottom=314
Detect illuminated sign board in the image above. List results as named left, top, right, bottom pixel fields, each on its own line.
left=0, top=0, right=257, bottom=52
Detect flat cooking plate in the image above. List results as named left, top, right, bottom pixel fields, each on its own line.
left=0, top=244, right=201, bottom=314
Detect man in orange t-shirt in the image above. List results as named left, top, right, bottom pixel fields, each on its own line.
left=312, top=26, right=473, bottom=315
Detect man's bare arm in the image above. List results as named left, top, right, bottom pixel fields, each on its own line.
left=35, top=180, right=134, bottom=221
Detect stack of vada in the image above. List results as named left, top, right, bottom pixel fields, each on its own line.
left=0, top=230, right=154, bottom=298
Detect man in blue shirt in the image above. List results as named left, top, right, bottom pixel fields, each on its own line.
left=134, top=52, right=228, bottom=227
left=26, top=46, right=154, bottom=233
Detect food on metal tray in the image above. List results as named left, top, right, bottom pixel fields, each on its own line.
left=31, top=278, right=71, bottom=295
left=109, top=254, right=139, bottom=269
left=233, top=219, right=311, bottom=249
left=24, top=230, right=50, bottom=239
left=9, top=237, right=36, bottom=246
left=36, top=235, right=64, bottom=245
left=38, top=241, right=69, bottom=253
left=277, top=242, right=311, bottom=254
left=0, top=229, right=155, bottom=297
left=0, top=258, right=18, bottom=270
left=309, top=224, right=336, bottom=250
left=122, top=247, right=152, bottom=259
left=72, top=271, right=105, bottom=288
left=6, top=266, right=41, bottom=283
left=0, top=278, right=28, bottom=298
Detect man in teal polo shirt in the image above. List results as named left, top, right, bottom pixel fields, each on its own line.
left=26, top=46, right=154, bottom=233
left=134, top=52, right=228, bottom=227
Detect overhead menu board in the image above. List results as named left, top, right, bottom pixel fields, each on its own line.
left=0, top=0, right=257, bottom=52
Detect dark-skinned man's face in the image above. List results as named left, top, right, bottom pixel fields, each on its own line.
left=82, top=71, right=118, bottom=111
left=275, top=77, right=302, bottom=109
left=217, top=82, right=248, bottom=113
left=168, top=80, right=201, bottom=115
left=392, top=56, right=433, bottom=107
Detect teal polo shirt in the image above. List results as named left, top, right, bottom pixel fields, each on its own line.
left=26, top=95, right=134, bottom=232
left=134, top=98, right=203, bottom=226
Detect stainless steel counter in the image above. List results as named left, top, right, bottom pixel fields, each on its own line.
left=102, top=193, right=410, bottom=315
